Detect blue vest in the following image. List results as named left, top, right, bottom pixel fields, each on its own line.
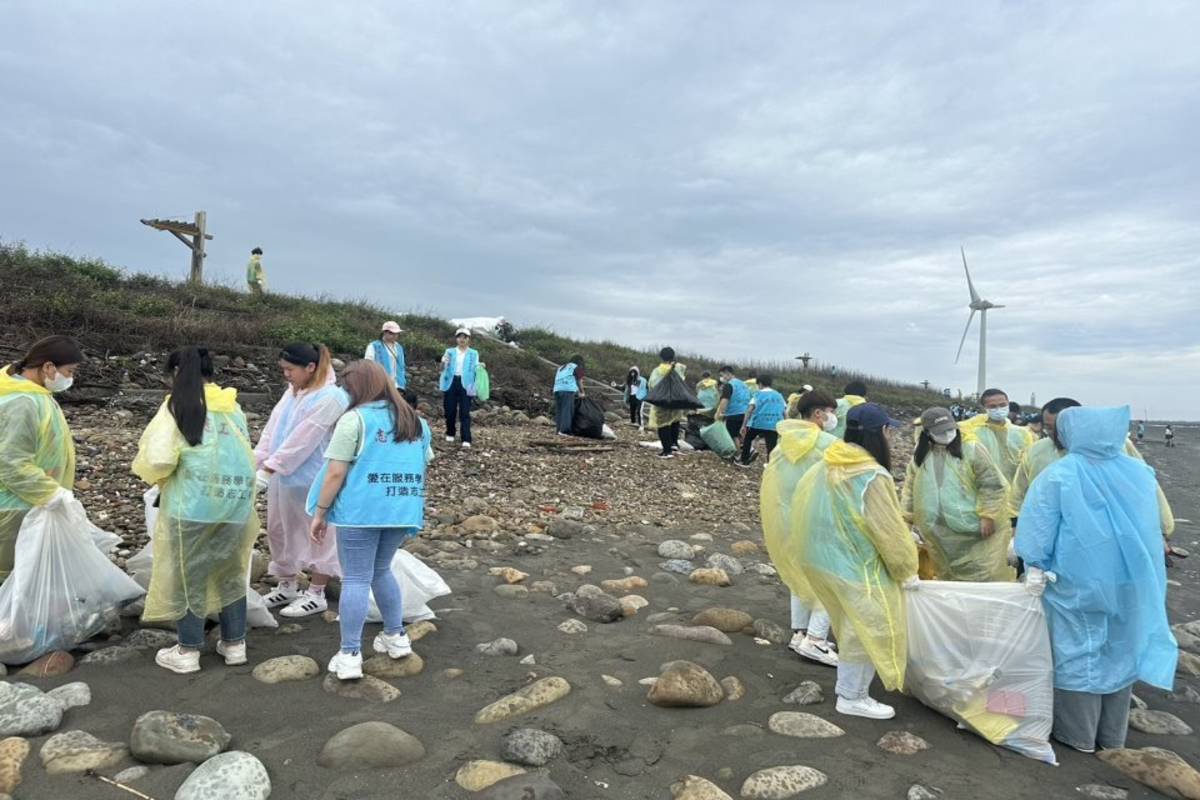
left=306, top=403, right=426, bottom=530
left=554, top=363, right=579, bottom=393
left=725, top=379, right=750, bottom=417
left=439, top=347, right=479, bottom=393
left=371, top=340, right=407, bottom=389
left=750, top=388, right=786, bottom=430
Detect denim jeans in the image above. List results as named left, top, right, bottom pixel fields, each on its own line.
left=336, top=526, right=409, bottom=652
left=789, top=595, right=831, bottom=640
left=835, top=660, right=877, bottom=700
left=1052, top=685, right=1133, bottom=751
left=177, top=596, right=248, bottom=648
left=443, top=377, right=472, bottom=443
left=554, top=391, right=577, bottom=433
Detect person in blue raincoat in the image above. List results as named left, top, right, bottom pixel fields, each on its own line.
left=1016, top=405, right=1177, bottom=754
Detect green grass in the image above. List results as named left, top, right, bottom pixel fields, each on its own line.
left=0, top=240, right=947, bottom=414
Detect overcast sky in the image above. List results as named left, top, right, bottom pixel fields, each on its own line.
left=2, top=2, right=1198, bottom=419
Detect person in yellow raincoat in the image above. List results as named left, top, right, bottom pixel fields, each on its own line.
left=246, top=247, right=267, bottom=295
left=132, top=348, right=259, bottom=674
left=647, top=347, right=688, bottom=459
left=831, top=380, right=868, bottom=438
left=901, top=407, right=1013, bottom=582
left=785, top=384, right=814, bottom=419
left=958, top=388, right=1035, bottom=483
left=760, top=390, right=840, bottom=667
left=695, top=371, right=719, bottom=418
left=0, top=336, right=83, bottom=584
left=788, top=402, right=918, bottom=720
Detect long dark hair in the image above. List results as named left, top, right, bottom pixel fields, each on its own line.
left=167, top=347, right=214, bottom=446
left=280, top=342, right=333, bottom=390
left=845, top=421, right=892, bottom=474
left=12, top=335, right=85, bottom=372
left=626, top=367, right=640, bottom=388
left=913, top=429, right=963, bottom=467
left=341, top=360, right=421, bottom=442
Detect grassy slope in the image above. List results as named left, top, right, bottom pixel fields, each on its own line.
left=0, top=242, right=946, bottom=415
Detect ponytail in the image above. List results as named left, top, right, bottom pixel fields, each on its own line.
left=167, top=347, right=213, bottom=446
left=12, top=335, right=85, bottom=373
left=280, top=342, right=333, bottom=390
left=311, top=344, right=333, bottom=389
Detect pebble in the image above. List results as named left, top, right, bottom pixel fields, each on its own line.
left=651, top=572, right=680, bottom=586
left=531, top=581, right=558, bottom=594
left=907, top=786, right=944, bottom=800
left=1130, top=693, right=1147, bottom=710
left=130, top=710, right=232, bottom=764
left=477, top=773, right=566, bottom=800
left=602, top=674, right=623, bottom=687
left=124, top=628, right=180, bottom=649
left=321, top=673, right=401, bottom=703
left=113, top=765, right=151, bottom=784
left=0, top=737, right=30, bottom=795
left=520, top=655, right=537, bottom=665
left=1128, top=708, right=1193, bottom=735
left=17, top=651, right=74, bottom=678
left=175, top=750, right=271, bottom=800
left=1172, top=624, right=1200, bottom=653
left=753, top=619, right=789, bottom=644
left=455, top=759, right=527, bottom=791
left=653, top=624, right=733, bottom=646
left=475, top=677, right=572, bottom=724
left=658, top=540, right=696, bottom=560
left=558, top=619, right=588, bottom=634
left=39, top=730, right=128, bottom=774
left=722, top=723, right=765, bottom=737
left=363, top=653, right=425, bottom=679
left=647, top=661, right=725, bottom=707
left=1176, top=651, right=1200, bottom=677
left=689, top=568, right=732, bottom=587
left=477, top=637, right=520, bottom=656
left=660, top=559, right=696, bottom=574
left=783, top=682, right=824, bottom=705
left=408, top=620, right=438, bottom=641
left=548, top=518, right=584, bottom=539
left=1097, top=748, right=1200, bottom=800
left=494, top=584, right=530, bottom=599
left=740, top=765, right=828, bottom=798
left=671, top=774, right=734, bottom=799
left=690, top=532, right=714, bottom=542
left=601, top=576, right=648, bottom=594
left=720, top=676, right=746, bottom=701
left=463, top=515, right=500, bottom=533
left=751, top=563, right=778, bottom=577
left=877, top=730, right=930, bottom=754
left=567, top=584, right=625, bottom=623
left=500, top=727, right=564, bottom=766
left=705, top=553, right=744, bottom=576
left=620, top=594, right=649, bottom=616
left=45, top=682, right=91, bottom=711
left=1169, top=685, right=1200, bottom=704
left=79, top=646, right=142, bottom=665
left=570, top=565, right=593, bottom=575
left=692, top=608, right=753, bottom=633
left=0, top=684, right=63, bottom=737
left=1076, top=785, right=1128, bottom=800
left=252, top=655, right=321, bottom=684
left=768, top=712, right=845, bottom=738
left=731, top=540, right=760, bottom=556
left=317, top=721, right=426, bottom=768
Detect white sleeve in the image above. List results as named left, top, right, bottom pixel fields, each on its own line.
left=364, top=344, right=375, bottom=360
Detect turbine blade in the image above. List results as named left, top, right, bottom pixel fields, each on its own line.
left=961, top=246, right=981, bottom=304
left=955, top=309, right=977, bottom=363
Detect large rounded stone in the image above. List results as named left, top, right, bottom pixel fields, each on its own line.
left=129, top=710, right=231, bottom=765
left=567, top=585, right=624, bottom=623
left=1129, top=709, right=1193, bottom=736
left=175, top=750, right=271, bottom=800
left=600, top=576, right=648, bottom=594
left=752, top=619, right=789, bottom=644
left=251, top=655, right=320, bottom=684
left=653, top=624, right=733, bottom=646
left=767, top=712, right=845, bottom=739
left=17, top=651, right=74, bottom=678
left=658, top=540, right=695, bottom=560
left=455, top=759, right=526, bottom=791
left=0, top=685, right=62, bottom=737
left=477, top=773, right=565, bottom=799
left=500, top=727, right=563, bottom=766
left=672, top=774, right=734, bottom=799
left=691, top=608, right=753, bottom=633
left=317, top=721, right=425, bottom=769
left=782, top=682, right=824, bottom=706
left=321, top=673, right=401, bottom=703
left=475, top=677, right=572, bottom=724
left=877, top=730, right=930, bottom=754
left=740, top=765, right=828, bottom=798
left=1097, top=748, right=1200, bottom=800
left=0, top=737, right=30, bottom=795
left=688, top=568, right=732, bottom=587
left=706, top=553, right=744, bottom=576
left=39, top=730, right=128, bottom=775
left=476, top=638, right=519, bottom=657
left=45, top=682, right=91, bottom=712
left=660, top=559, right=695, bottom=575
left=647, top=661, right=724, bottom=708
left=363, top=653, right=425, bottom=678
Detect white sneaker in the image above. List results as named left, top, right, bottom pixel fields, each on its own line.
left=262, top=579, right=300, bottom=609
left=797, top=636, right=839, bottom=667
left=461, top=441, right=472, bottom=449
left=279, top=591, right=328, bottom=618
left=155, top=645, right=201, bottom=674
left=836, top=696, right=895, bottom=720
left=445, top=435, right=455, bottom=443
left=787, top=631, right=808, bottom=655
left=373, top=631, right=413, bottom=659
left=327, top=650, right=363, bottom=680
left=216, top=640, right=247, bottom=666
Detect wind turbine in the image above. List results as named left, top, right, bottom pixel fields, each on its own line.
left=954, top=247, right=1004, bottom=396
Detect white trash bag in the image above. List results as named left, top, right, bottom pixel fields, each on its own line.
left=905, top=580, right=1057, bottom=764
left=0, top=498, right=146, bottom=665
left=364, top=550, right=451, bottom=624
left=130, top=486, right=276, bottom=629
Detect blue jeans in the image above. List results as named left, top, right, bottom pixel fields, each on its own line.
left=176, top=596, right=248, bottom=648
left=443, top=377, right=472, bottom=443
left=554, top=391, right=576, bottom=433
left=336, top=527, right=409, bottom=652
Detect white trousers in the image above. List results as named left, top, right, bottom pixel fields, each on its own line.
left=789, top=595, right=831, bottom=640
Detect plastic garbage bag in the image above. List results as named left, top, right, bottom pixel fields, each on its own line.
left=905, top=580, right=1056, bottom=764
left=700, top=421, right=737, bottom=459
left=571, top=396, right=606, bottom=439
left=365, top=550, right=452, bottom=623
left=645, top=366, right=702, bottom=410
left=601, top=424, right=616, bottom=440
left=475, top=364, right=491, bottom=403
left=0, top=498, right=145, bottom=664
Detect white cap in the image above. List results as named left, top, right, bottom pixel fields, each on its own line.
left=801, top=384, right=813, bottom=392
left=381, top=321, right=402, bottom=334
left=455, top=327, right=471, bottom=337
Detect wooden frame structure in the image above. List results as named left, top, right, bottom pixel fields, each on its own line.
left=139, top=211, right=212, bottom=283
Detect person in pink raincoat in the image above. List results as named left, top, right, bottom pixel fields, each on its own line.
left=254, top=343, right=348, bottom=618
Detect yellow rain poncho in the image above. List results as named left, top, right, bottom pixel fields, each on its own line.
left=789, top=441, right=918, bottom=689
left=901, top=440, right=1014, bottom=582
left=0, top=366, right=76, bottom=583
left=958, top=414, right=1034, bottom=483
left=647, top=362, right=688, bottom=430
left=695, top=378, right=719, bottom=416
left=1009, top=436, right=1174, bottom=536
left=831, top=394, right=866, bottom=439
left=760, top=420, right=838, bottom=602
left=132, top=384, right=259, bottom=622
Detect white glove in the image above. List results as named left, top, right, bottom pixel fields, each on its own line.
left=901, top=576, right=920, bottom=592
left=255, top=470, right=272, bottom=492
left=910, top=527, right=925, bottom=545
left=1025, top=567, right=1047, bottom=597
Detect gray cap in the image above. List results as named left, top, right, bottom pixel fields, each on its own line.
left=920, top=407, right=957, bottom=436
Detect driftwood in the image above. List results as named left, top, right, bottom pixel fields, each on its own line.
left=87, top=770, right=159, bottom=799
left=526, top=438, right=615, bottom=453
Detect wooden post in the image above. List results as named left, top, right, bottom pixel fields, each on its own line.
left=140, top=211, right=213, bottom=285
left=190, top=211, right=206, bottom=284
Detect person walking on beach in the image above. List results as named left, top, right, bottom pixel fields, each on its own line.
left=1165, top=424, right=1175, bottom=447
left=738, top=374, right=786, bottom=466
left=439, top=328, right=480, bottom=449
left=714, top=366, right=751, bottom=443
left=624, top=367, right=647, bottom=429
left=553, top=355, right=585, bottom=435
left=246, top=247, right=267, bottom=296
left=647, top=347, right=688, bottom=459
left=364, top=321, right=406, bottom=389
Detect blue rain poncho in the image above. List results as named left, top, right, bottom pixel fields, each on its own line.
left=1015, top=406, right=1176, bottom=693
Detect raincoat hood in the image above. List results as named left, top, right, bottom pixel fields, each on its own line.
left=824, top=439, right=877, bottom=470
left=696, top=378, right=718, bottom=390
left=0, top=365, right=49, bottom=396
left=1058, top=406, right=1130, bottom=459
left=777, top=419, right=823, bottom=463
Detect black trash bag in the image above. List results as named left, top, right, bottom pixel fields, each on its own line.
left=645, top=366, right=702, bottom=410
left=572, top=396, right=606, bottom=439
left=684, top=413, right=710, bottom=451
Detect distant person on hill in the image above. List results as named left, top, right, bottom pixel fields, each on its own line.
left=647, top=347, right=688, bottom=459
left=364, top=321, right=406, bottom=389
left=1165, top=424, right=1175, bottom=447
left=1137, top=420, right=1146, bottom=442
left=439, top=328, right=480, bottom=449
left=832, top=380, right=868, bottom=439
left=133, top=347, right=258, bottom=674
left=695, top=371, right=719, bottom=418
left=0, top=336, right=84, bottom=584
left=714, top=366, right=751, bottom=443
left=738, top=374, right=786, bottom=466
left=624, top=367, right=647, bottom=430
left=308, top=361, right=430, bottom=680
left=958, top=388, right=1035, bottom=483
left=553, top=354, right=585, bottom=436
left=246, top=247, right=266, bottom=296
left=254, top=343, right=348, bottom=618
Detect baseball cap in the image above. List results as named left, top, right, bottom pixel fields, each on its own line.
left=381, top=321, right=402, bottom=334
left=800, top=384, right=814, bottom=393
left=455, top=327, right=472, bottom=337
left=919, top=407, right=957, bottom=436
left=847, top=402, right=903, bottom=432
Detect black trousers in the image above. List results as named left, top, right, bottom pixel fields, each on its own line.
left=741, top=428, right=778, bottom=463
left=657, top=422, right=681, bottom=455
left=724, top=414, right=745, bottom=442
left=629, top=397, right=643, bottom=424
left=443, top=377, right=472, bottom=443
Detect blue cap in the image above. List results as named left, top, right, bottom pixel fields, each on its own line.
left=847, top=402, right=903, bottom=432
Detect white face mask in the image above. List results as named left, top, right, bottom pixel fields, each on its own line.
left=821, top=411, right=838, bottom=432
left=986, top=407, right=1008, bottom=422
left=931, top=429, right=957, bottom=445
left=45, top=369, right=74, bottom=393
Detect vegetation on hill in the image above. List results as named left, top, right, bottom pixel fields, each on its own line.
left=0, top=241, right=947, bottom=415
